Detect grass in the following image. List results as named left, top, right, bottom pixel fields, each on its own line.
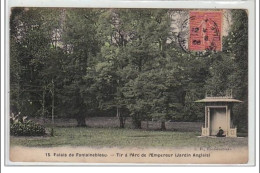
left=10, top=127, right=248, bottom=148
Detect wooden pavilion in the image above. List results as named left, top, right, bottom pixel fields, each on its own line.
left=196, top=96, right=242, bottom=137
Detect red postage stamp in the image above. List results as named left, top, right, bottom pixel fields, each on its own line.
left=189, top=11, right=222, bottom=51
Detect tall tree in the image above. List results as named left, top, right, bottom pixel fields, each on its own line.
left=205, top=9, right=248, bottom=132
left=121, top=9, right=174, bottom=129
left=60, top=9, right=102, bottom=126
left=10, top=8, right=61, bottom=118
left=89, top=9, right=136, bottom=128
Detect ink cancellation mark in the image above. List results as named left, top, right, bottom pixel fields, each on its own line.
left=178, top=11, right=223, bottom=56
left=189, top=11, right=222, bottom=51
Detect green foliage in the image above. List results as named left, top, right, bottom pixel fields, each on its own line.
left=10, top=121, right=46, bottom=136
left=204, top=9, right=248, bottom=132
left=10, top=8, right=62, bottom=117
left=9, top=8, right=248, bottom=131
left=57, top=9, right=102, bottom=125
left=10, top=113, right=46, bottom=136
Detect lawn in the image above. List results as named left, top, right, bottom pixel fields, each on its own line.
left=10, top=127, right=248, bottom=148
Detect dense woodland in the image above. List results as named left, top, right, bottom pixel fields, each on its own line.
left=10, top=8, right=248, bottom=132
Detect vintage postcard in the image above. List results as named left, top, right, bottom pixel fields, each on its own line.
left=5, top=0, right=255, bottom=165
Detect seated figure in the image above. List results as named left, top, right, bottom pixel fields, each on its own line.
left=216, top=127, right=226, bottom=137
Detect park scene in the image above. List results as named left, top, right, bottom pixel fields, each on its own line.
left=9, top=8, right=248, bottom=150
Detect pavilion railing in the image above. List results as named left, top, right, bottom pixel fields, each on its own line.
left=205, top=89, right=233, bottom=99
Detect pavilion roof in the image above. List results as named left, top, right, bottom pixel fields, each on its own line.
left=195, top=97, right=242, bottom=103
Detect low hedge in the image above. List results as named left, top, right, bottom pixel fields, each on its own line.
left=10, top=118, right=46, bottom=136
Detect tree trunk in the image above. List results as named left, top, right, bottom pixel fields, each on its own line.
left=132, top=116, right=142, bottom=129
left=117, top=107, right=126, bottom=128
left=76, top=115, right=86, bottom=127
left=161, top=121, right=166, bottom=131
left=51, top=80, right=55, bottom=126
left=119, top=116, right=125, bottom=128
left=42, top=89, right=46, bottom=124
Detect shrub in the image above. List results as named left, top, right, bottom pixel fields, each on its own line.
left=10, top=113, right=46, bottom=136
